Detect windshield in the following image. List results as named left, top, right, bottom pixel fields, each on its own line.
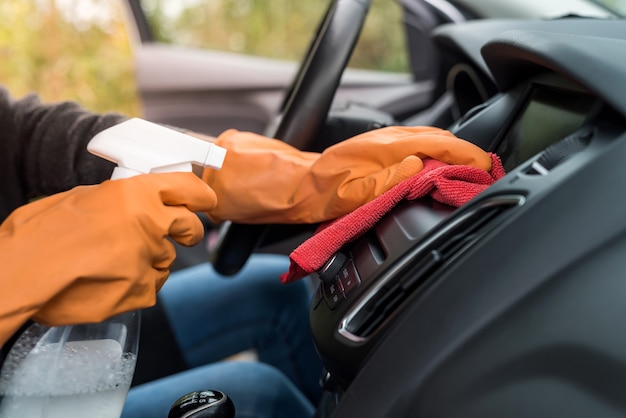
left=453, top=0, right=626, bottom=19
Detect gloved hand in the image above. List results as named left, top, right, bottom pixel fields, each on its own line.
left=203, top=125, right=492, bottom=224
left=0, top=172, right=217, bottom=347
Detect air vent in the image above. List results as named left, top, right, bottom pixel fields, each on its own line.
left=339, top=194, right=525, bottom=342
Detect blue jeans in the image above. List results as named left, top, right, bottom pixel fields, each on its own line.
left=121, top=254, right=320, bottom=418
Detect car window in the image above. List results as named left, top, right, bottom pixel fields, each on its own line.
left=140, top=0, right=409, bottom=73
left=0, top=0, right=140, bottom=115
left=590, top=0, right=626, bottom=15
left=452, top=0, right=621, bottom=18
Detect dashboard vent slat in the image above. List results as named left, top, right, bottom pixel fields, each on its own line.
left=339, top=195, right=525, bottom=342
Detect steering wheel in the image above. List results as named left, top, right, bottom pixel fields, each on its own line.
left=210, top=0, right=373, bottom=276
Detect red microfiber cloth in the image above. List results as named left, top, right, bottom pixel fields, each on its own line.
left=280, top=153, right=506, bottom=283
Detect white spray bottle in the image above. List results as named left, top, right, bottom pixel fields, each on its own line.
left=0, top=118, right=226, bottom=418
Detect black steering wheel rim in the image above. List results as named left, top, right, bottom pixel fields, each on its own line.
left=211, top=0, right=372, bottom=276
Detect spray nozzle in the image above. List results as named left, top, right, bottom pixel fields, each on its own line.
left=87, top=118, right=226, bottom=179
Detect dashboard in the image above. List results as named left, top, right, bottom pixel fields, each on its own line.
left=311, top=17, right=626, bottom=418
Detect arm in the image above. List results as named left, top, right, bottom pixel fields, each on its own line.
left=0, top=87, right=126, bottom=220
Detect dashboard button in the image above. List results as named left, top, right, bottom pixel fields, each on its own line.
left=322, top=279, right=345, bottom=310
left=338, top=260, right=360, bottom=296
left=317, top=252, right=349, bottom=284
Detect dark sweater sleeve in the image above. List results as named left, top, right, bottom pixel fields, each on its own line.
left=0, top=87, right=128, bottom=220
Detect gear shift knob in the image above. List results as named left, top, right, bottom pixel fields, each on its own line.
left=168, top=390, right=235, bottom=418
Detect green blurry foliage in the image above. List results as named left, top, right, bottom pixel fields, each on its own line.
left=0, top=0, right=408, bottom=119
left=595, top=0, right=626, bottom=15
left=143, top=0, right=409, bottom=73
left=0, top=0, right=141, bottom=116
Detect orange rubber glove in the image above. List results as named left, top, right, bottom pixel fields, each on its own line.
left=203, top=125, right=492, bottom=224
left=0, top=172, right=217, bottom=347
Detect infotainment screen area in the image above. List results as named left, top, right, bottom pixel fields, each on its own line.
left=495, top=85, right=597, bottom=171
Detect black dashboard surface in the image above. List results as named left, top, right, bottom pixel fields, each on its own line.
left=314, top=17, right=626, bottom=418
left=433, top=18, right=626, bottom=108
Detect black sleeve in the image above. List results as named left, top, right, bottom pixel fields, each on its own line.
left=0, top=87, right=128, bottom=220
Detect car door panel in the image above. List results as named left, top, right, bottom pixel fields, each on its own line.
left=133, top=43, right=433, bottom=136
